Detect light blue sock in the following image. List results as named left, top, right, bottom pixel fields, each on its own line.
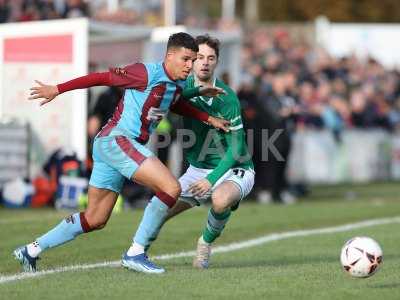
left=36, top=212, right=85, bottom=250
left=133, top=196, right=169, bottom=248
left=144, top=224, right=163, bottom=252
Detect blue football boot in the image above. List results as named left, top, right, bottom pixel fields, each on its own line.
left=121, top=252, right=165, bottom=274
left=13, top=246, right=39, bottom=272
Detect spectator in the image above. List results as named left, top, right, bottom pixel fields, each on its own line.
left=62, top=0, right=89, bottom=18
left=90, top=86, right=123, bottom=129
left=388, top=97, right=400, bottom=131
left=237, top=76, right=262, bottom=199
left=0, top=0, right=10, bottom=23
left=18, top=1, right=39, bottom=22
left=37, top=0, right=61, bottom=20
left=258, top=72, right=298, bottom=204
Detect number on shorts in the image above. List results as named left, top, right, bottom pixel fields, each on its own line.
left=233, top=168, right=245, bottom=178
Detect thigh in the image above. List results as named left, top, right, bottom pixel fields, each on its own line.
left=212, top=168, right=255, bottom=211
left=223, top=168, right=255, bottom=201
left=89, top=159, right=125, bottom=193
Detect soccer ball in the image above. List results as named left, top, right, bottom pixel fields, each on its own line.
left=340, top=237, right=383, bottom=278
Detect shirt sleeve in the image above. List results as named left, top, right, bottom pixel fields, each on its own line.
left=223, top=95, right=244, bottom=132
left=205, top=93, right=246, bottom=185
left=170, top=97, right=209, bottom=122
left=108, top=63, right=148, bottom=91
left=206, top=130, right=246, bottom=185
left=56, top=63, right=149, bottom=94
left=181, top=86, right=201, bottom=100
left=57, top=72, right=111, bottom=94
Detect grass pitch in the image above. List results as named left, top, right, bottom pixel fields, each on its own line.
left=1, top=182, right=400, bottom=300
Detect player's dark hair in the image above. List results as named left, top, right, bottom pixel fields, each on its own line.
left=167, top=32, right=198, bottom=52
left=195, top=34, right=220, bottom=58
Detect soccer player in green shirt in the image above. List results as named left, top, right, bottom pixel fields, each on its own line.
left=145, top=35, right=255, bottom=269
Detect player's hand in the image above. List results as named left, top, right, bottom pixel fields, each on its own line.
left=199, top=86, right=227, bottom=97
left=29, top=80, right=59, bottom=106
left=188, top=178, right=212, bottom=197
left=207, top=116, right=230, bottom=132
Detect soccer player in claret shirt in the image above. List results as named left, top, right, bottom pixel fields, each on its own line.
left=144, top=35, right=255, bottom=269
left=14, top=32, right=229, bottom=274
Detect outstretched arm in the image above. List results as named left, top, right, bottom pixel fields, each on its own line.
left=29, top=72, right=112, bottom=106
left=29, top=63, right=149, bottom=106
left=170, top=98, right=230, bottom=132
left=171, top=85, right=229, bottom=131
left=182, top=86, right=226, bottom=99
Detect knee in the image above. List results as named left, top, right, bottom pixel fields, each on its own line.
left=211, top=192, right=230, bottom=213
left=155, top=180, right=181, bottom=208
left=163, top=180, right=182, bottom=200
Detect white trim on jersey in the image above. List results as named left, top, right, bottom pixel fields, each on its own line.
left=229, top=124, right=243, bottom=130
left=231, top=115, right=242, bottom=123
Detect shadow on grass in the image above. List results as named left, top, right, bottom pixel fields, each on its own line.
left=214, top=256, right=339, bottom=269
left=166, top=255, right=339, bottom=269
left=368, top=283, right=400, bottom=289
left=166, top=254, right=396, bottom=271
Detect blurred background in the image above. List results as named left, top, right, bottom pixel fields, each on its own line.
left=1, top=0, right=400, bottom=210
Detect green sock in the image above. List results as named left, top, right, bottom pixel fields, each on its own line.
left=202, top=208, right=231, bottom=243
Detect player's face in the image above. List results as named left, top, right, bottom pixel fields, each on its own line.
left=193, top=44, right=218, bottom=81
left=167, top=47, right=197, bottom=80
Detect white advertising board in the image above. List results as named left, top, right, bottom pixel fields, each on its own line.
left=0, top=18, right=88, bottom=175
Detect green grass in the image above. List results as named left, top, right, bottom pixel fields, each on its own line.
left=0, top=183, right=400, bottom=300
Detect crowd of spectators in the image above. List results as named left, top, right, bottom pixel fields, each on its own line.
left=236, top=27, right=400, bottom=203
left=0, top=0, right=164, bottom=25
left=238, top=28, right=400, bottom=135
left=0, top=0, right=89, bottom=22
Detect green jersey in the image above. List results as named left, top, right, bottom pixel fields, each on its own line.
left=182, top=75, right=254, bottom=185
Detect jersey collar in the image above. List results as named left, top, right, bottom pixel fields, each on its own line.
left=194, top=76, right=223, bottom=105
left=194, top=76, right=216, bottom=88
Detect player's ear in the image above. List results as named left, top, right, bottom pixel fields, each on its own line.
left=165, top=48, right=176, bottom=60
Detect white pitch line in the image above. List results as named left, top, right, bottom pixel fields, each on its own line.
left=1, top=216, right=399, bottom=284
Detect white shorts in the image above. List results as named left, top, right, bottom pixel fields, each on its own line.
left=179, top=165, right=255, bottom=207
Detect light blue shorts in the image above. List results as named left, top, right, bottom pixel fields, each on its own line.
left=89, top=135, right=154, bottom=193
